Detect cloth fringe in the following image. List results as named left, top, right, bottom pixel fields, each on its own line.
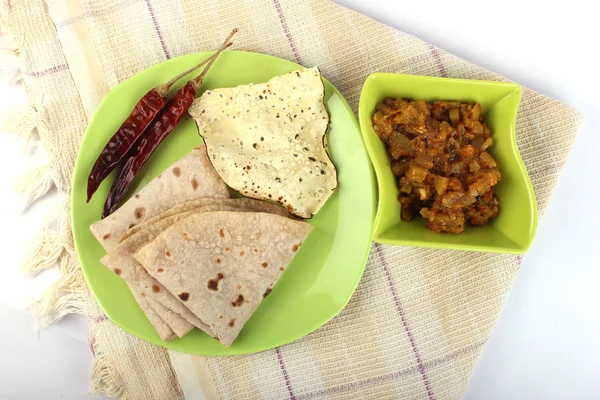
left=89, top=328, right=125, bottom=399
left=2, top=6, right=115, bottom=398
left=0, top=30, right=22, bottom=84
left=27, top=252, right=86, bottom=329
left=0, top=104, right=43, bottom=151
left=12, top=161, right=56, bottom=212
left=20, top=228, right=63, bottom=277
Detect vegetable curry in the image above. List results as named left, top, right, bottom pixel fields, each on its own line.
left=372, top=98, right=501, bottom=233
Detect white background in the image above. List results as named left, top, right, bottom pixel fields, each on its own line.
left=1, top=0, right=599, bottom=399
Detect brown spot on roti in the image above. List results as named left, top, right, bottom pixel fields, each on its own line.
left=102, top=233, right=111, bottom=240
left=207, top=279, right=219, bottom=291
left=216, top=258, right=221, bottom=264
left=114, top=268, right=122, bottom=275
left=219, top=228, right=225, bottom=238
left=128, top=223, right=136, bottom=229
left=183, top=233, right=190, bottom=241
left=157, top=268, right=164, bottom=273
left=141, top=292, right=146, bottom=297
left=152, top=285, right=160, bottom=293
left=280, top=267, right=285, bottom=271
left=225, top=247, right=231, bottom=252
left=219, top=315, right=223, bottom=319
left=217, top=272, right=224, bottom=280
left=178, top=292, right=190, bottom=301
left=232, top=294, right=245, bottom=307
left=165, top=250, right=171, bottom=257
left=228, top=319, right=236, bottom=327
left=172, top=167, right=181, bottom=177
left=292, top=242, right=302, bottom=252
left=240, top=250, right=245, bottom=256
left=237, top=284, right=242, bottom=290
left=191, top=178, right=198, bottom=190
left=157, top=173, right=162, bottom=179
left=263, top=288, right=272, bottom=298
left=134, top=207, right=146, bottom=219
left=262, top=262, right=268, bottom=268
left=135, top=194, right=140, bottom=199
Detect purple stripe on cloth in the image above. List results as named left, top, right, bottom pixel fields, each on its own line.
left=144, top=0, right=171, bottom=60
left=296, top=340, right=487, bottom=400
left=422, top=338, right=487, bottom=370
left=92, top=314, right=108, bottom=324
left=298, top=365, right=421, bottom=400
left=375, top=243, right=436, bottom=400
left=55, top=14, right=85, bottom=29
left=23, top=64, right=69, bottom=78
left=429, top=45, right=448, bottom=78
left=276, top=347, right=296, bottom=400
left=272, top=0, right=303, bottom=65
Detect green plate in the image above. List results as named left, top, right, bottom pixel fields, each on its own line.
left=72, top=51, right=375, bottom=355
left=358, top=73, right=537, bottom=253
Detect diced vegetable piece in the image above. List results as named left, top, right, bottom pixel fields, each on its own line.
left=472, top=121, right=484, bottom=134
left=468, top=169, right=501, bottom=197
left=415, top=152, right=434, bottom=169
left=457, top=144, right=477, bottom=159
left=434, top=175, right=449, bottom=195
left=448, top=178, right=462, bottom=191
left=449, top=108, right=460, bottom=125
left=406, top=163, right=428, bottom=183
left=469, top=160, right=481, bottom=172
left=471, top=136, right=485, bottom=150
left=480, top=137, right=493, bottom=152
left=388, top=132, right=414, bottom=159
left=479, top=151, right=497, bottom=168
left=440, top=191, right=476, bottom=208
left=398, top=177, right=412, bottom=194
left=391, top=158, right=410, bottom=176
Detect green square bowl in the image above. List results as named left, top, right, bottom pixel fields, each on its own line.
left=358, top=73, right=537, bottom=254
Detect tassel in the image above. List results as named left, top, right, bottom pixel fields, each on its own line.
left=19, top=204, right=66, bottom=277
left=0, top=30, right=22, bottom=85
left=28, top=259, right=85, bottom=329
left=89, top=334, right=125, bottom=398
left=20, top=229, right=63, bottom=277
left=12, top=162, right=56, bottom=212
left=0, top=104, right=41, bottom=151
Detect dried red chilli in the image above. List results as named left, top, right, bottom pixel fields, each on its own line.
left=102, top=83, right=197, bottom=217
left=102, top=29, right=237, bottom=217
left=86, top=42, right=231, bottom=203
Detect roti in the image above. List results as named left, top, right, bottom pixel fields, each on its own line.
left=118, top=197, right=293, bottom=244
left=129, top=285, right=176, bottom=341
left=91, top=145, right=229, bottom=251
left=101, top=198, right=295, bottom=338
left=135, top=211, right=313, bottom=346
left=189, top=67, right=337, bottom=218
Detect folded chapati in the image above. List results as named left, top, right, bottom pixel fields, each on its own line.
left=118, top=197, right=292, bottom=244
left=91, top=144, right=229, bottom=251
left=129, top=285, right=177, bottom=341
left=189, top=67, right=337, bottom=218
left=101, top=198, right=295, bottom=338
left=135, top=211, right=313, bottom=346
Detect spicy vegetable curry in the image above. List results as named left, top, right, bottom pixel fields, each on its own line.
left=372, top=98, right=501, bottom=233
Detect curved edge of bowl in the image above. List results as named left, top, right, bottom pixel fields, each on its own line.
left=357, top=72, right=539, bottom=254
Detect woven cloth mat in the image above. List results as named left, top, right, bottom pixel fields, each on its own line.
left=0, top=0, right=582, bottom=399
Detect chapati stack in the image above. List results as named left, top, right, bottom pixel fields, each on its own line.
left=91, top=145, right=312, bottom=345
